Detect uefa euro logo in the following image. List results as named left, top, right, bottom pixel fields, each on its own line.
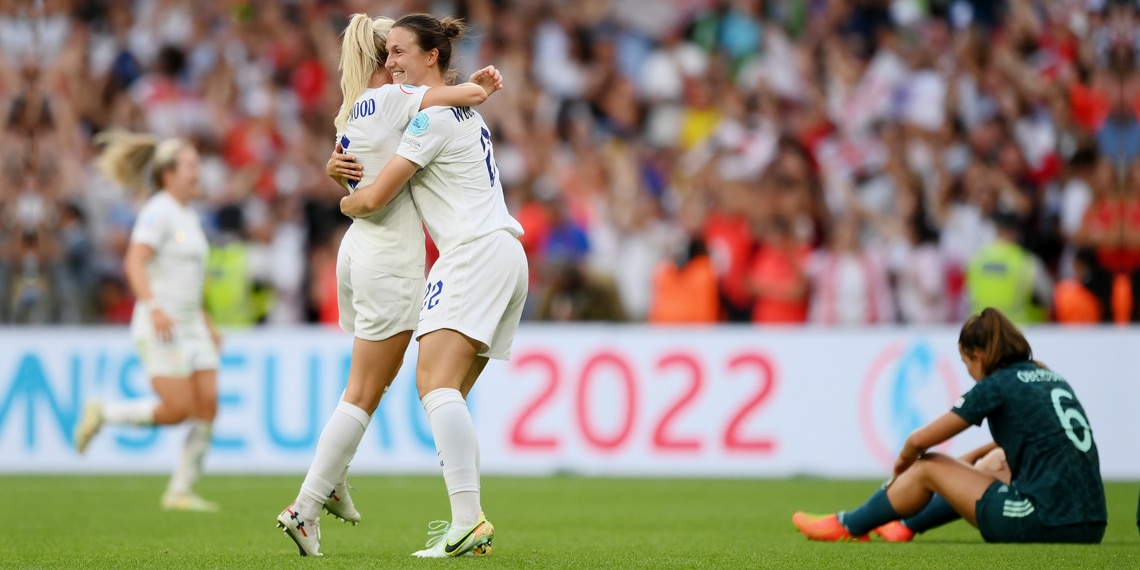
left=858, top=342, right=962, bottom=470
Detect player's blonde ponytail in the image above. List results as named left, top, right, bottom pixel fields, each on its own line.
left=335, top=14, right=394, bottom=133
left=95, top=130, right=190, bottom=193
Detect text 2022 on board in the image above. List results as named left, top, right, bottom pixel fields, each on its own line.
left=508, top=348, right=778, bottom=454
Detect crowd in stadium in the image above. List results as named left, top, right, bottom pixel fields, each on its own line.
left=2, top=0, right=1138, bottom=326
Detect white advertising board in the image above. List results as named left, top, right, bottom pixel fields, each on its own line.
left=1, top=325, right=1137, bottom=478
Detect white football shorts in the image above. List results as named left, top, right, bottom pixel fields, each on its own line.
left=131, top=311, right=219, bottom=378
left=337, top=240, right=425, bottom=341
left=417, top=230, right=529, bottom=360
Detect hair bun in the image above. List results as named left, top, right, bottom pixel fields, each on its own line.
left=439, top=17, right=467, bottom=40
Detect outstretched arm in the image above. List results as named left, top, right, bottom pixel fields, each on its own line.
left=339, top=156, right=419, bottom=217
left=330, top=67, right=502, bottom=188
left=894, top=411, right=971, bottom=476
left=420, top=66, right=503, bottom=109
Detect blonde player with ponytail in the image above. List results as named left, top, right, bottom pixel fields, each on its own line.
left=340, top=13, right=524, bottom=559
left=75, top=132, right=222, bottom=513
left=275, top=14, right=502, bottom=557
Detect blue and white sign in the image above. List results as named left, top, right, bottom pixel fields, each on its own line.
left=2, top=326, right=1138, bottom=478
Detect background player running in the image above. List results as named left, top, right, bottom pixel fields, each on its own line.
left=76, top=132, right=223, bottom=513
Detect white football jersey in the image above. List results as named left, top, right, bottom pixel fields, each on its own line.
left=129, top=191, right=208, bottom=318
left=337, top=83, right=429, bottom=277
left=395, top=106, right=523, bottom=254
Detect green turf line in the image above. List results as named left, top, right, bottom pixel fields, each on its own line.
left=4, top=476, right=1138, bottom=568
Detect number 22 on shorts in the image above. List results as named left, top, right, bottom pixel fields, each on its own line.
left=423, top=280, right=444, bottom=311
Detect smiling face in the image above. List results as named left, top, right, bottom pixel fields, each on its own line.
left=385, top=26, right=438, bottom=86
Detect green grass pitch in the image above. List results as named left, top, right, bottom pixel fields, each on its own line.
left=5, top=475, right=1139, bottom=568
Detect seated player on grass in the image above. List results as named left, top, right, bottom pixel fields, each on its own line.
left=794, top=307, right=1107, bottom=544
left=872, top=443, right=1010, bottom=542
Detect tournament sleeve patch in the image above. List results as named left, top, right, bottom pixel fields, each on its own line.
left=400, top=134, right=422, bottom=151
left=409, top=112, right=430, bottom=135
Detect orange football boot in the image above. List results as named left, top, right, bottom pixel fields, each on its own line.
left=873, top=520, right=915, bottom=542
left=792, top=512, right=870, bottom=542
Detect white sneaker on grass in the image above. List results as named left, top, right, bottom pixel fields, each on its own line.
left=276, top=502, right=322, bottom=556
left=74, top=402, right=103, bottom=455
left=324, top=482, right=360, bottom=525
left=161, top=493, right=220, bottom=512
left=411, top=513, right=494, bottom=558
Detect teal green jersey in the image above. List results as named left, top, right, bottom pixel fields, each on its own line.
left=952, top=360, right=1106, bottom=527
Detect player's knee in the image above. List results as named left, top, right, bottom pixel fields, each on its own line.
left=415, top=376, right=436, bottom=400
left=342, top=389, right=381, bottom=415
left=974, top=448, right=1007, bottom=472
left=911, top=452, right=954, bottom=480
left=162, top=401, right=193, bottom=423
left=343, top=371, right=391, bottom=414
left=974, top=449, right=1010, bottom=483
left=193, top=401, right=218, bottom=422
left=415, top=371, right=455, bottom=400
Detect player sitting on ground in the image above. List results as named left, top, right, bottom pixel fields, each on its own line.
left=794, top=307, right=1107, bottom=544
left=872, top=443, right=1009, bottom=542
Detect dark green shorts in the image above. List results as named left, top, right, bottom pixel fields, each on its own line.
left=975, top=481, right=1105, bottom=544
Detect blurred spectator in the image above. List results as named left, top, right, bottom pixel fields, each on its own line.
left=1054, top=247, right=1105, bottom=324
left=535, top=260, right=626, bottom=322
left=1, top=0, right=1137, bottom=326
left=204, top=205, right=264, bottom=327
left=95, top=274, right=134, bottom=324
left=876, top=177, right=949, bottom=324
left=543, top=196, right=590, bottom=265
left=308, top=222, right=347, bottom=328
left=648, top=237, right=719, bottom=323
left=1056, top=146, right=1102, bottom=279
left=56, top=201, right=96, bottom=322
left=704, top=180, right=755, bottom=322
left=747, top=216, right=809, bottom=324
left=807, top=215, right=895, bottom=326
left=4, top=229, right=63, bottom=324
left=965, top=212, right=1054, bottom=324
left=1074, top=156, right=1140, bottom=322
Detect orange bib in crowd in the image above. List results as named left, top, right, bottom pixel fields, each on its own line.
left=649, top=256, right=719, bottom=323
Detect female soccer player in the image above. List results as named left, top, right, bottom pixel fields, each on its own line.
left=274, top=13, right=501, bottom=557
left=75, top=132, right=221, bottom=512
left=339, top=13, right=527, bottom=558
left=793, top=307, right=1106, bottom=543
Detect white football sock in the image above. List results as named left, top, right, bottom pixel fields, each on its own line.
left=166, top=419, right=211, bottom=496
left=101, top=400, right=156, bottom=426
left=422, top=388, right=481, bottom=528
left=297, top=401, right=371, bottom=520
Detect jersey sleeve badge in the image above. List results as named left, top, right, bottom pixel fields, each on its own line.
left=409, top=112, right=430, bottom=135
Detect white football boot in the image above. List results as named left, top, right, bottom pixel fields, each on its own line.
left=323, top=482, right=360, bottom=525
left=411, top=513, right=494, bottom=558
left=161, top=493, right=220, bottom=512
left=276, top=502, right=322, bottom=556
left=74, top=401, right=104, bottom=455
